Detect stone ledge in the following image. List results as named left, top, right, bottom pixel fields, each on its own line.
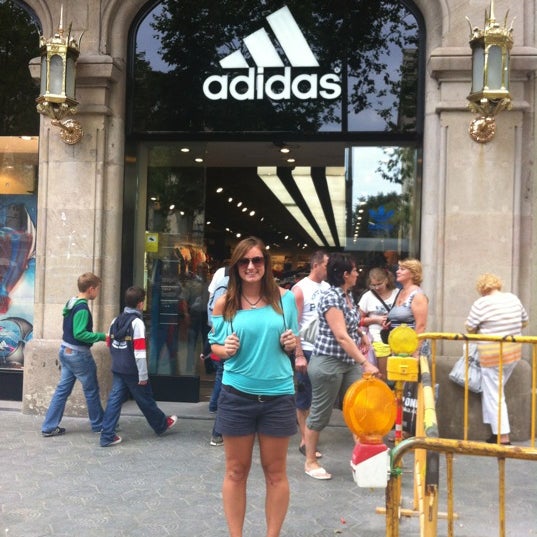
left=436, top=356, right=532, bottom=441
left=22, top=339, right=112, bottom=417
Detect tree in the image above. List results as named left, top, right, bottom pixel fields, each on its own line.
left=0, top=1, right=40, bottom=135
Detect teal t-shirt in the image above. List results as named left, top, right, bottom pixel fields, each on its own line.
left=208, top=290, right=298, bottom=395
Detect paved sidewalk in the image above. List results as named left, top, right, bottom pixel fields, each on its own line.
left=0, top=400, right=535, bottom=537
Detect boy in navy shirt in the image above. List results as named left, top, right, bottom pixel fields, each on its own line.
left=100, top=286, right=177, bottom=446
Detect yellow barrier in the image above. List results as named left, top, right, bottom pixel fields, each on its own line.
left=382, top=332, right=537, bottom=537
left=423, top=332, right=537, bottom=447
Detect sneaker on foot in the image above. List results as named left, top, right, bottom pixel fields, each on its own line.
left=95, top=424, right=121, bottom=433
left=42, top=427, right=66, bottom=437
left=102, top=435, right=122, bottom=447
left=210, top=435, right=223, bottom=446
left=165, top=415, right=178, bottom=432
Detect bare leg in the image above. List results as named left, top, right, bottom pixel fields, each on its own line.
left=222, top=434, right=255, bottom=537
left=258, top=434, right=291, bottom=537
left=304, top=426, right=322, bottom=472
left=297, top=408, right=308, bottom=448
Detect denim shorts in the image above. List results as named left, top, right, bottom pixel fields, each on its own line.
left=295, top=350, right=312, bottom=411
left=215, top=385, right=297, bottom=437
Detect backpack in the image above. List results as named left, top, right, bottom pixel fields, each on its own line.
left=109, top=312, right=141, bottom=375
left=207, top=266, right=229, bottom=326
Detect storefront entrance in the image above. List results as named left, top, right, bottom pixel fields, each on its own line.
left=125, top=140, right=421, bottom=401
left=126, top=0, right=425, bottom=401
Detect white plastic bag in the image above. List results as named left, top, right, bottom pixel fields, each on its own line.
left=449, top=343, right=482, bottom=393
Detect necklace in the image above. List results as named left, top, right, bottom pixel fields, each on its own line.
left=242, top=294, right=263, bottom=308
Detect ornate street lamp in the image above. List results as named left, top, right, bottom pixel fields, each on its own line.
left=466, top=0, right=514, bottom=143
left=36, top=7, right=83, bottom=144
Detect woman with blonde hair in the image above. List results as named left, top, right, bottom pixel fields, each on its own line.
left=465, top=273, right=528, bottom=445
left=385, top=258, right=428, bottom=339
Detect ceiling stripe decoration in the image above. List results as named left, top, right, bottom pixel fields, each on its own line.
left=257, top=165, right=347, bottom=248
left=257, top=167, right=324, bottom=246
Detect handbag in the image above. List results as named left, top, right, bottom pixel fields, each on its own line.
left=298, top=315, right=319, bottom=344
left=449, top=343, right=482, bottom=393
left=379, top=327, right=391, bottom=345
left=370, top=289, right=400, bottom=344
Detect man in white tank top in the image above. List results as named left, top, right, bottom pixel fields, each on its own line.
left=292, top=251, right=329, bottom=458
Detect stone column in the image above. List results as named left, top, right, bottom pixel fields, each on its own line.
left=426, top=46, right=537, bottom=440
left=23, top=54, right=125, bottom=416
left=426, top=46, right=537, bottom=337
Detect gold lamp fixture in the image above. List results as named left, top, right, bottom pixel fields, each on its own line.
left=466, top=0, right=514, bottom=143
left=36, top=6, right=83, bottom=144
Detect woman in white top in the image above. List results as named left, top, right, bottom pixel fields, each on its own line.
left=358, top=267, right=399, bottom=378
left=465, top=273, right=529, bottom=445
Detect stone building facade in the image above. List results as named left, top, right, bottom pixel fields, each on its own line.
left=2, top=0, right=536, bottom=437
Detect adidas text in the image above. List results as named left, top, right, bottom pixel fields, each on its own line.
left=203, top=67, right=341, bottom=101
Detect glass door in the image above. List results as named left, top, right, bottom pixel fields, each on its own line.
left=130, top=141, right=420, bottom=401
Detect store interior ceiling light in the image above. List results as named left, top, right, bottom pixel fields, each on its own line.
left=146, top=141, right=349, bottom=248
left=258, top=167, right=323, bottom=246
left=326, top=167, right=347, bottom=248
left=257, top=166, right=346, bottom=248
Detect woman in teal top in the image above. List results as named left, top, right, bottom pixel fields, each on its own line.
left=209, top=236, right=298, bottom=537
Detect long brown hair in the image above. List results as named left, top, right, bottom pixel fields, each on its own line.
left=223, top=236, right=282, bottom=320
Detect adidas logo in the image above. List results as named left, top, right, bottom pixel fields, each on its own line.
left=202, top=6, right=342, bottom=101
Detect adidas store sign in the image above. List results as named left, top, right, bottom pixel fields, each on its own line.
left=203, top=67, right=341, bottom=101
left=202, top=6, right=341, bottom=102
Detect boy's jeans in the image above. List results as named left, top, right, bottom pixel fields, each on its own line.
left=100, top=373, right=167, bottom=445
left=42, top=346, right=104, bottom=433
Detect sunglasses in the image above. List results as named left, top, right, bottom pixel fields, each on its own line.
left=238, top=256, right=264, bottom=267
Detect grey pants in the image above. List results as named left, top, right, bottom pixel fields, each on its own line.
left=306, top=354, right=362, bottom=431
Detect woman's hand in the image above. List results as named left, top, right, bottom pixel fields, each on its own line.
left=372, top=314, right=387, bottom=325
left=361, top=360, right=381, bottom=378
left=280, top=329, right=296, bottom=354
left=224, top=333, right=240, bottom=357
left=380, top=319, right=391, bottom=330
left=359, top=332, right=370, bottom=348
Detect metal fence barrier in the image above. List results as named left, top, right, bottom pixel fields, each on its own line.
left=383, top=333, right=537, bottom=537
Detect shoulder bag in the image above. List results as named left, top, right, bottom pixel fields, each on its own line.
left=371, top=289, right=400, bottom=344
left=298, top=315, right=319, bottom=345
left=448, top=343, right=482, bottom=393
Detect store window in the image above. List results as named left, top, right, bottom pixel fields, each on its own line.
left=0, top=1, right=40, bottom=395
left=132, top=139, right=419, bottom=378
left=128, top=1, right=424, bottom=387
left=132, top=0, right=421, bottom=134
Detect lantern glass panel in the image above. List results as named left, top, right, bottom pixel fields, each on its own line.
left=66, top=56, right=76, bottom=100
left=40, top=57, right=47, bottom=96
left=472, top=46, right=485, bottom=93
left=487, top=45, right=502, bottom=90
left=49, top=54, right=64, bottom=96
left=505, top=53, right=510, bottom=91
